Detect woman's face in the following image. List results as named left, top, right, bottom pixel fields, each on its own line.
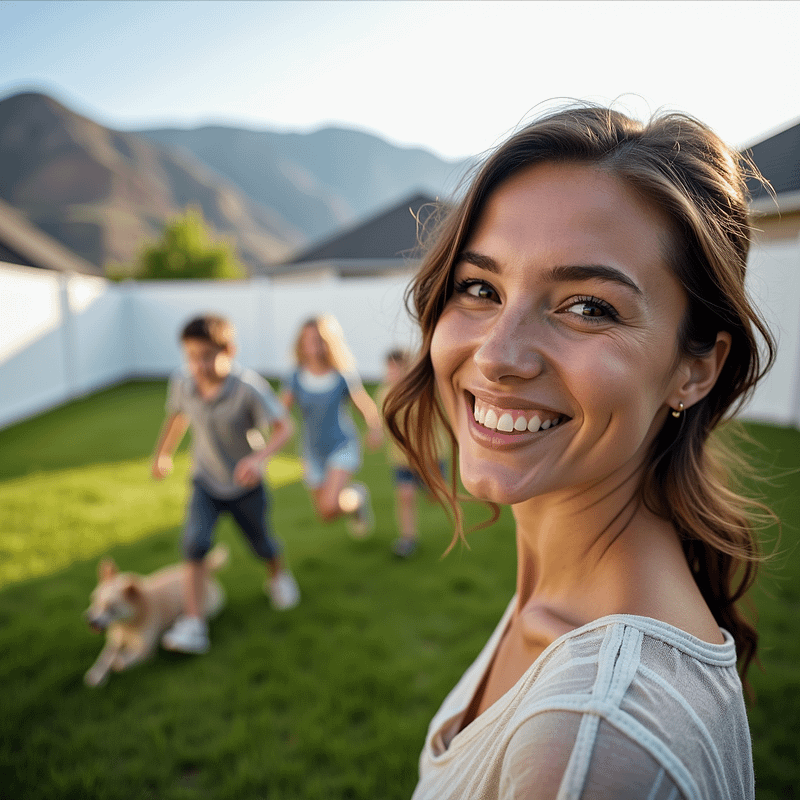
left=431, top=161, right=691, bottom=506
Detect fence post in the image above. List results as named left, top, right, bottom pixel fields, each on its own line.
left=59, top=272, right=77, bottom=400
left=791, top=236, right=800, bottom=427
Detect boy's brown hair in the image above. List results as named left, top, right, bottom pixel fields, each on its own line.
left=180, top=315, right=235, bottom=351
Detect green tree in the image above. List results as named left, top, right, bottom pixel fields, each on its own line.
left=136, top=206, right=246, bottom=280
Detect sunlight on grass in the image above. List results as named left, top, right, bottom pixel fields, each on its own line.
left=266, top=454, right=305, bottom=488
left=0, top=453, right=303, bottom=587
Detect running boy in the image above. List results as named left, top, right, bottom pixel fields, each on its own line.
left=152, top=314, right=300, bottom=654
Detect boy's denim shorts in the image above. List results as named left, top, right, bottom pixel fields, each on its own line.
left=303, top=438, right=361, bottom=489
left=183, top=480, right=281, bottom=561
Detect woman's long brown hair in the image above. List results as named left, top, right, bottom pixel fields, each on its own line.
left=384, top=104, right=777, bottom=690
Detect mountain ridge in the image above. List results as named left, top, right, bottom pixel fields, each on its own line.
left=135, top=123, right=468, bottom=246
left=0, top=91, right=299, bottom=275
left=0, top=90, right=467, bottom=277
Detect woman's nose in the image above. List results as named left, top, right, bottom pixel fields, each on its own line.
left=473, top=311, right=545, bottom=383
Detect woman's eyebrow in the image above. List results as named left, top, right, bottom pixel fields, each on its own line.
left=457, top=252, right=643, bottom=296
left=457, top=251, right=500, bottom=273
left=545, top=264, right=643, bottom=296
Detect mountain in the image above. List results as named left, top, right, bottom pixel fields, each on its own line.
left=0, top=92, right=302, bottom=275
left=136, top=125, right=469, bottom=245
left=0, top=91, right=468, bottom=277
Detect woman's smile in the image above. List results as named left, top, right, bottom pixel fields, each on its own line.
left=467, top=393, right=567, bottom=440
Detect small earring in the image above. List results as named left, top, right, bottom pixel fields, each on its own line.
left=671, top=402, right=684, bottom=418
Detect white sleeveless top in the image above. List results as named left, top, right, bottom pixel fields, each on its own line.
left=412, top=597, right=754, bottom=800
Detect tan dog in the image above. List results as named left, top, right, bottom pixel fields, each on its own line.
left=84, top=545, right=228, bottom=687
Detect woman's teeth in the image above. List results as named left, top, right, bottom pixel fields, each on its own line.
left=473, top=400, right=562, bottom=433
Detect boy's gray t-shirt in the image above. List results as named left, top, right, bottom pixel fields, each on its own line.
left=167, top=364, right=287, bottom=499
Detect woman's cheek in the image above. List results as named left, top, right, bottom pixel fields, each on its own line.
left=430, top=315, right=459, bottom=382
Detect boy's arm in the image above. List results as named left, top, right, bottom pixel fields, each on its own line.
left=260, top=415, right=294, bottom=458
left=233, top=415, right=294, bottom=488
left=151, top=413, right=189, bottom=480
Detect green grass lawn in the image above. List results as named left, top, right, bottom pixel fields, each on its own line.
left=0, top=381, right=797, bottom=799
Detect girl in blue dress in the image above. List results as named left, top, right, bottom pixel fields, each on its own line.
left=282, top=315, right=382, bottom=537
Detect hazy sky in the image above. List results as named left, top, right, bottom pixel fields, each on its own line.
left=1, top=0, right=798, bottom=161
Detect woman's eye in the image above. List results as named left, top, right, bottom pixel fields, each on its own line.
left=563, top=297, right=617, bottom=321
left=455, top=279, right=498, bottom=301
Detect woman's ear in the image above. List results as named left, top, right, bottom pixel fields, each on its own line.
left=669, top=332, right=732, bottom=411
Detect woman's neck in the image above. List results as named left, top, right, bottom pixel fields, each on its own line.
left=459, top=474, right=724, bottom=728
left=509, top=482, right=722, bottom=644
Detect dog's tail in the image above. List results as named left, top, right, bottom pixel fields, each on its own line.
left=205, top=544, right=230, bottom=572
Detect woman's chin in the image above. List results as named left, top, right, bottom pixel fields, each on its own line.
left=460, top=473, right=534, bottom=506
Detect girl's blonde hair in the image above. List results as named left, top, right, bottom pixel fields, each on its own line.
left=294, top=314, right=357, bottom=374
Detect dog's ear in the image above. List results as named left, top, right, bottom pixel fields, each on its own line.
left=99, top=558, right=117, bottom=582
left=123, top=581, right=140, bottom=602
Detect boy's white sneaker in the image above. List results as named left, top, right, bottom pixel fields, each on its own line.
left=267, top=571, right=301, bottom=610
left=162, top=615, right=210, bottom=654
left=346, top=482, right=374, bottom=539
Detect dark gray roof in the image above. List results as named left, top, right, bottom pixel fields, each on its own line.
left=282, top=192, right=444, bottom=266
left=0, top=238, right=33, bottom=267
left=743, top=118, right=800, bottom=201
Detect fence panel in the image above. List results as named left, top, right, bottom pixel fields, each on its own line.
left=67, top=273, right=132, bottom=396
left=124, top=279, right=274, bottom=377
left=745, top=241, right=800, bottom=427
left=0, top=265, right=69, bottom=428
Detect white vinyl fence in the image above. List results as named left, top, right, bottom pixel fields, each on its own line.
left=0, top=265, right=131, bottom=429
left=744, top=240, right=800, bottom=427
left=0, top=264, right=418, bottom=429
left=1, top=240, right=799, bottom=431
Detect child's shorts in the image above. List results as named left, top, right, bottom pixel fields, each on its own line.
left=182, top=480, right=281, bottom=561
left=303, top=438, right=362, bottom=489
left=393, top=461, right=447, bottom=490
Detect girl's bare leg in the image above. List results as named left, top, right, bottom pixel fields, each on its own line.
left=311, top=467, right=355, bottom=522
left=396, top=483, right=417, bottom=541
